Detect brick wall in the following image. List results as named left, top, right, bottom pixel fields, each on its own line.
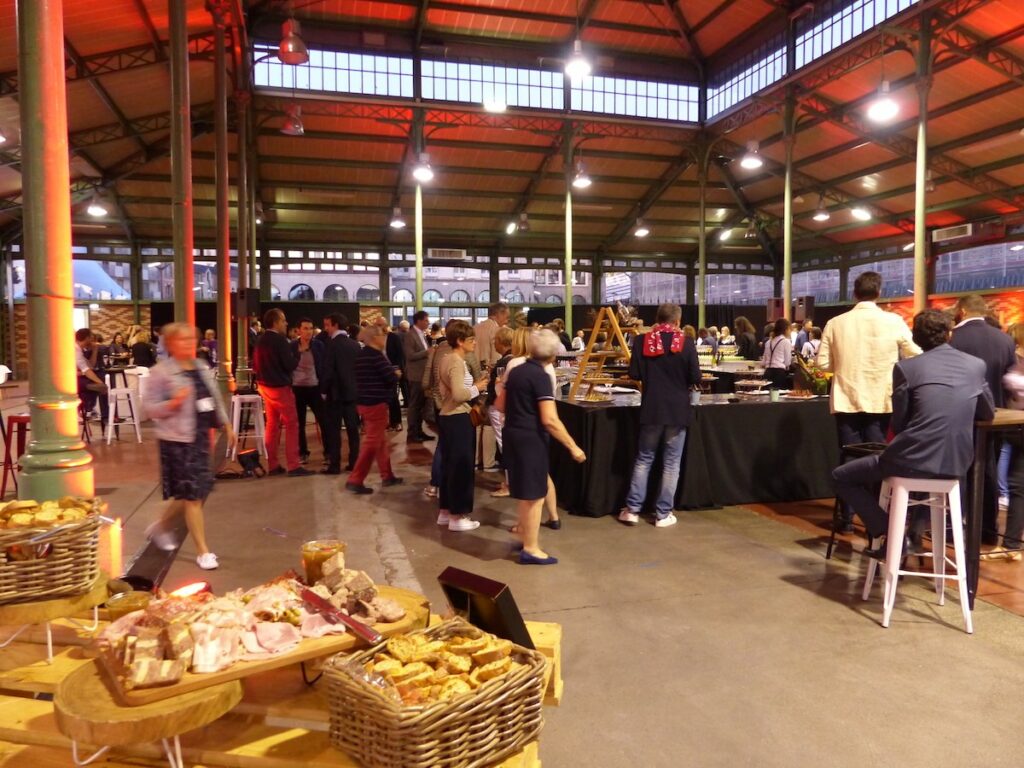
left=12, top=303, right=150, bottom=377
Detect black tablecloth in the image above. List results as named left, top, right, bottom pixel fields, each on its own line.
left=551, top=397, right=840, bottom=516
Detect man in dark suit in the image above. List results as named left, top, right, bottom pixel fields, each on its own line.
left=834, top=309, right=994, bottom=552
left=618, top=303, right=702, bottom=528
left=402, top=310, right=433, bottom=442
left=951, top=294, right=1016, bottom=542
left=320, top=313, right=361, bottom=474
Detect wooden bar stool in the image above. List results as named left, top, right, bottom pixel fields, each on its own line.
left=861, top=476, right=973, bottom=634
left=228, top=393, right=266, bottom=461
left=1, top=413, right=30, bottom=499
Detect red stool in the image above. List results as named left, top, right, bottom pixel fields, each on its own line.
left=1, top=414, right=30, bottom=499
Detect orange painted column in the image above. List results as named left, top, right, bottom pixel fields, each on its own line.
left=16, top=0, right=94, bottom=499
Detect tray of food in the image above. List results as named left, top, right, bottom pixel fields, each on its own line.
left=782, top=391, right=817, bottom=399
left=92, top=548, right=430, bottom=705
left=325, top=617, right=546, bottom=768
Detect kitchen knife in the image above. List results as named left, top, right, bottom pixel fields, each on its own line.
left=299, top=588, right=383, bottom=645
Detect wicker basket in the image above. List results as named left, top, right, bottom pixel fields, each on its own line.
left=0, top=511, right=101, bottom=605
left=325, top=617, right=545, bottom=768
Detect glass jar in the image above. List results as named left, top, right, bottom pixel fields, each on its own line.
left=301, top=539, right=347, bottom=585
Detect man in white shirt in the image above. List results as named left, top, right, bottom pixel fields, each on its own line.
left=818, top=271, right=921, bottom=448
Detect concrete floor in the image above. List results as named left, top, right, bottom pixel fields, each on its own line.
left=12, top=398, right=1024, bottom=767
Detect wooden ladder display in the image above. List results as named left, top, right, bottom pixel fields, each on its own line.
left=568, top=306, right=638, bottom=400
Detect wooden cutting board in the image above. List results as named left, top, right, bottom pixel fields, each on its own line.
left=104, top=585, right=430, bottom=707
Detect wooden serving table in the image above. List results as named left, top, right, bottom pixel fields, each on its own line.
left=0, top=590, right=560, bottom=767
left=0, top=577, right=107, bottom=664
left=968, top=408, right=1024, bottom=609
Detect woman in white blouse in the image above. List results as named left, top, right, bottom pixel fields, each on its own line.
left=761, top=317, right=793, bottom=389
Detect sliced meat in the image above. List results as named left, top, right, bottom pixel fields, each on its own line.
left=300, top=613, right=349, bottom=639
left=254, top=621, right=302, bottom=653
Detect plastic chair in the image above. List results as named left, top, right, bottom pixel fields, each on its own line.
left=862, top=476, right=972, bottom=634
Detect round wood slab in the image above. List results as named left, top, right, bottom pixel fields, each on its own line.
left=54, top=659, right=242, bottom=746
left=0, top=576, right=108, bottom=627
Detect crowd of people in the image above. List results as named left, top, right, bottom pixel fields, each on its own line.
left=74, top=276, right=1024, bottom=572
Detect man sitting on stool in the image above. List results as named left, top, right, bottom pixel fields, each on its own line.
left=833, top=309, right=994, bottom=556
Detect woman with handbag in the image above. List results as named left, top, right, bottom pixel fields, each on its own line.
left=437, top=320, right=489, bottom=532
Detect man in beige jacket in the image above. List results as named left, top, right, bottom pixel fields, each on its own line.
left=818, top=270, right=921, bottom=448
left=474, top=302, right=509, bottom=470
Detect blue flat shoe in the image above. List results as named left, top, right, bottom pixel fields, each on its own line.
left=510, top=541, right=524, bottom=551
left=518, top=551, right=558, bottom=565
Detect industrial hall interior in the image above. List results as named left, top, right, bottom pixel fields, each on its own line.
left=3, top=1, right=1024, bottom=767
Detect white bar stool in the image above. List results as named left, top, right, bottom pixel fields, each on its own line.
left=105, top=374, right=142, bottom=445
left=862, top=476, right=972, bottom=634
left=228, top=393, right=266, bottom=461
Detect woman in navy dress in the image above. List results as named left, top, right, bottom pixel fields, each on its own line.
left=501, top=329, right=586, bottom=565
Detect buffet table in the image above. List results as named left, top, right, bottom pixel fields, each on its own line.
left=551, top=394, right=840, bottom=516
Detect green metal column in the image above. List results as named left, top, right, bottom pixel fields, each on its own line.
left=130, top=242, right=142, bottom=323
left=212, top=5, right=234, bottom=397
left=169, top=0, right=194, bottom=325
left=782, top=93, right=795, bottom=321
left=17, top=0, right=93, bottom=499
left=236, top=91, right=250, bottom=369
left=914, top=18, right=932, bottom=314
left=379, top=261, right=391, bottom=315
left=591, top=259, right=602, bottom=305
left=489, top=252, right=500, bottom=306
left=697, top=147, right=707, bottom=329
left=563, top=134, right=573, bottom=336
left=414, top=183, right=424, bottom=311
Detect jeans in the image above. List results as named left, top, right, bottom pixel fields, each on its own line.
left=998, top=440, right=1010, bottom=498
left=835, top=412, right=890, bottom=447
left=349, top=403, right=394, bottom=484
left=624, top=424, right=687, bottom=519
left=260, top=384, right=301, bottom=472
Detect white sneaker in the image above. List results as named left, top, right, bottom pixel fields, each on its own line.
left=145, top=521, right=178, bottom=551
left=448, top=517, right=480, bottom=532
left=436, top=510, right=451, bottom=525
left=618, top=508, right=640, bottom=526
left=999, top=495, right=1009, bottom=510
left=654, top=513, right=678, bottom=528
left=196, top=552, right=219, bottom=570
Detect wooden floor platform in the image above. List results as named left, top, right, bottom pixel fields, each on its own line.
left=0, top=612, right=560, bottom=767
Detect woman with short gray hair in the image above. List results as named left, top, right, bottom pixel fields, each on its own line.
left=143, top=323, right=235, bottom=570
left=500, top=329, right=586, bottom=565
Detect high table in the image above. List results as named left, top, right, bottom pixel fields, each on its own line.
left=968, top=408, right=1024, bottom=609
left=552, top=394, right=839, bottom=516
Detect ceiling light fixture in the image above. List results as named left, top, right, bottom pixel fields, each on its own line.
left=254, top=201, right=264, bottom=225
left=740, top=140, right=763, bottom=170
left=505, top=221, right=517, bottom=235
left=483, top=95, right=507, bottom=113
left=86, top=194, right=108, bottom=217
left=280, top=103, right=304, bottom=136
left=719, top=228, right=732, bottom=241
left=278, top=19, right=309, bottom=66
left=571, top=161, right=592, bottom=189
left=389, top=207, right=406, bottom=229
left=517, top=212, right=530, bottom=232
left=633, top=219, right=650, bottom=238
left=812, top=194, right=830, bottom=222
left=0, top=130, right=7, bottom=145
left=744, top=220, right=758, bottom=239
left=867, top=80, right=899, bottom=123
left=412, top=153, right=434, bottom=183
left=925, top=169, right=935, bottom=193
left=903, top=242, right=915, bottom=252
left=851, top=206, right=872, bottom=221
left=565, top=39, right=592, bottom=83
left=1010, top=244, right=1024, bottom=252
